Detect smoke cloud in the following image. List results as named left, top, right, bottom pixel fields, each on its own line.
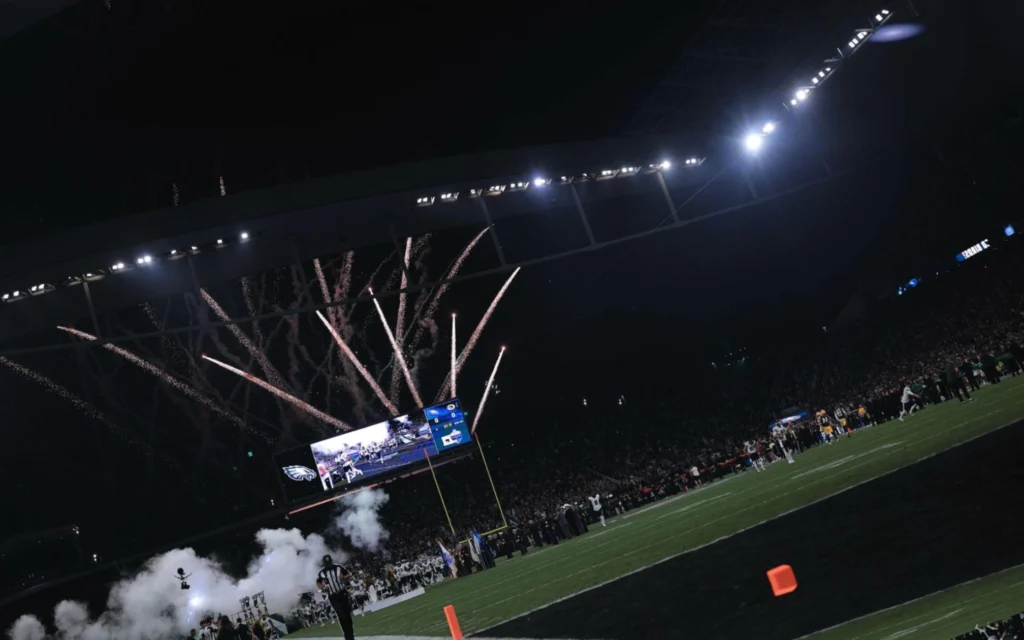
left=8, top=492, right=392, bottom=640
left=334, top=488, right=390, bottom=552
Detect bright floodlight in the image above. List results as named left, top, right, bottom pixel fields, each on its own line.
left=790, top=98, right=798, bottom=105
left=762, top=122, right=775, bottom=134
left=796, top=89, right=808, bottom=101
left=533, top=177, right=547, bottom=187
left=660, top=160, right=671, bottom=170
left=745, top=133, right=764, bottom=151
left=216, top=239, right=224, bottom=245
left=240, top=232, right=249, bottom=240
left=875, top=13, right=883, bottom=21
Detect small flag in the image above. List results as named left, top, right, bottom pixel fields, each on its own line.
left=469, top=531, right=483, bottom=566
left=438, top=540, right=458, bottom=578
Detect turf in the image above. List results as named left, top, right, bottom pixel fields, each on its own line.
left=804, top=563, right=1024, bottom=640
left=292, top=376, right=1024, bottom=638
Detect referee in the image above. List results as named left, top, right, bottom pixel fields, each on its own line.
left=317, top=554, right=356, bottom=640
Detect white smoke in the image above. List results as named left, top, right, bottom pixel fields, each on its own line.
left=6, top=618, right=43, bottom=640
left=333, top=488, right=390, bottom=552
left=7, top=490, right=392, bottom=640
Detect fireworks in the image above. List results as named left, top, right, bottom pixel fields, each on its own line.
left=450, top=314, right=457, bottom=397
left=471, top=346, right=505, bottom=434
left=410, top=227, right=489, bottom=353
left=389, top=237, right=413, bottom=403
left=314, top=311, right=398, bottom=415
left=201, top=354, right=351, bottom=431
left=368, top=287, right=423, bottom=408
left=54, top=326, right=262, bottom=439
left=436, top=266, right=521, bottom=401
left=0, top=356, right=147, bottom=452
left=200, top=288, right=288, bottom=391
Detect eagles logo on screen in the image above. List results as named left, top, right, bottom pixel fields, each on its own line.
left=282, top=465, right=317, bottom=482
left=440, top=429, right=464, bottom=447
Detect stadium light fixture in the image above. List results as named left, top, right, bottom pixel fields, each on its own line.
left=83, top=272, right=104, bottom=282
left=29, top=283, right=52, bottom=296
left=597, top=169, right=618, bottom=181
left=110, top=262, right=126, bottom=271
left=189, top=245, right=200, bottom=253
left=507, top=181, right=529, bottom=192
left=136, top=255, right=153, bottom=265
left=790, top=98, right=798, bottom=106
left=744, top=133, right=764, bottom=151
left=468, top=188, right=481, bottom=198
left=484, top=185, right=505, bottom=196
left=216, top=239, right=224, bottom=246
left=618, top=166, right=640, bottom=177
left=415, top=196, right=435, bottom=207
left=762, top=122, right=776, bottom=134
left=660, top=160, right=671, bottom=170
left=240, top=232, right=249, bottom=240
left=795, top=89, right=808, bottom=101
left=532, top=177, right=550, bottom=187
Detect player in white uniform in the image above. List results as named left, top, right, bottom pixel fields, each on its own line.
left=342, top=458, right=364, bottom=483
left=745, top=440, right=765, bottom=471
left=899, top=384, right=920, bottom=421
left=588, top=494, right=606, bottom=527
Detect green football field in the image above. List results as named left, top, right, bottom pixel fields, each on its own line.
left=293, top=376, right=1024, bottom=639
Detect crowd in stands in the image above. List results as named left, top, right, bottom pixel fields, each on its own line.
left=330, top=243, right=1024, bottom=606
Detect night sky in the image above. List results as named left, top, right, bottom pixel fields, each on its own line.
left=0, top=0, right=1022, bottom=620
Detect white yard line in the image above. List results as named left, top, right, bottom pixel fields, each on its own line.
left=474, top=405, right=1024, bottom=638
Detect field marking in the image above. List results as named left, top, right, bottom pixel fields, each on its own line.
left=876, top=610, right=962, bottom=638
left=475, top=405, right=1024, bottom=638
left=655, top=492, right=733, bottom=520
left=791, top=442, right=904, bottom=480
left=586, top=522, right=631, bottom=539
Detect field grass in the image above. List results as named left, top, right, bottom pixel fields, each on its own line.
left=293, top=376, right=1024, bottom=639
left=805, top=563, right=1024, bottom=640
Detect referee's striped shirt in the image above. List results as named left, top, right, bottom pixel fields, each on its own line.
left=318, top=564, right=350, bottom=595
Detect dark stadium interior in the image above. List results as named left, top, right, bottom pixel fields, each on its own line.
left=1, top=0, right=1023, bottom=637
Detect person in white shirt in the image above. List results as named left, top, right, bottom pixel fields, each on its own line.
left=899, top=384, right=921, bottom=421
left=588, top=494, right=606, bottom=527
left=745, top=440, right=765, bottom=471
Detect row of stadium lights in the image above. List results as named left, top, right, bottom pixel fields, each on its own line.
left=414, top=159, right=704, bottom=207
left=3, top=10, right=895, bottom=303
left=743, top=8, right=892, bottom=153
left=1, top=232, right=256, bottom=304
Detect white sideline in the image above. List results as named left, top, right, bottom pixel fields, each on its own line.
left=474, top=401, right=1023, bottom=637
left=792, top=562, right=1024, bottom=639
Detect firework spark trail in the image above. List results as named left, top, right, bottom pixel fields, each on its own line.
left=314, top=311, right=398, bottom=414
left=313, top=258, right=342, bottom=332
left=389, top=237, right=413, bottom=403
left=410, top=227, right=489, bottom=353
left=368, top=287, right=423, bottom=408
left=435, top=266, right=521, bottom=402
left=451, top=313, right=457, bottom=397
left=202, top=354, right=351, bottom=431
left=54, top=326, right=262, bottom=439
left=0, top=356, right=146, bottom=451
left=199, top=288, right=289, bottom=391
left=313, top=256, right=367, bottom=410
left=471, top=346, right=505, bottom=434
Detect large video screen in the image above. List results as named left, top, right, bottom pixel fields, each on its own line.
left=276, top=398, right=470, bottom=504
